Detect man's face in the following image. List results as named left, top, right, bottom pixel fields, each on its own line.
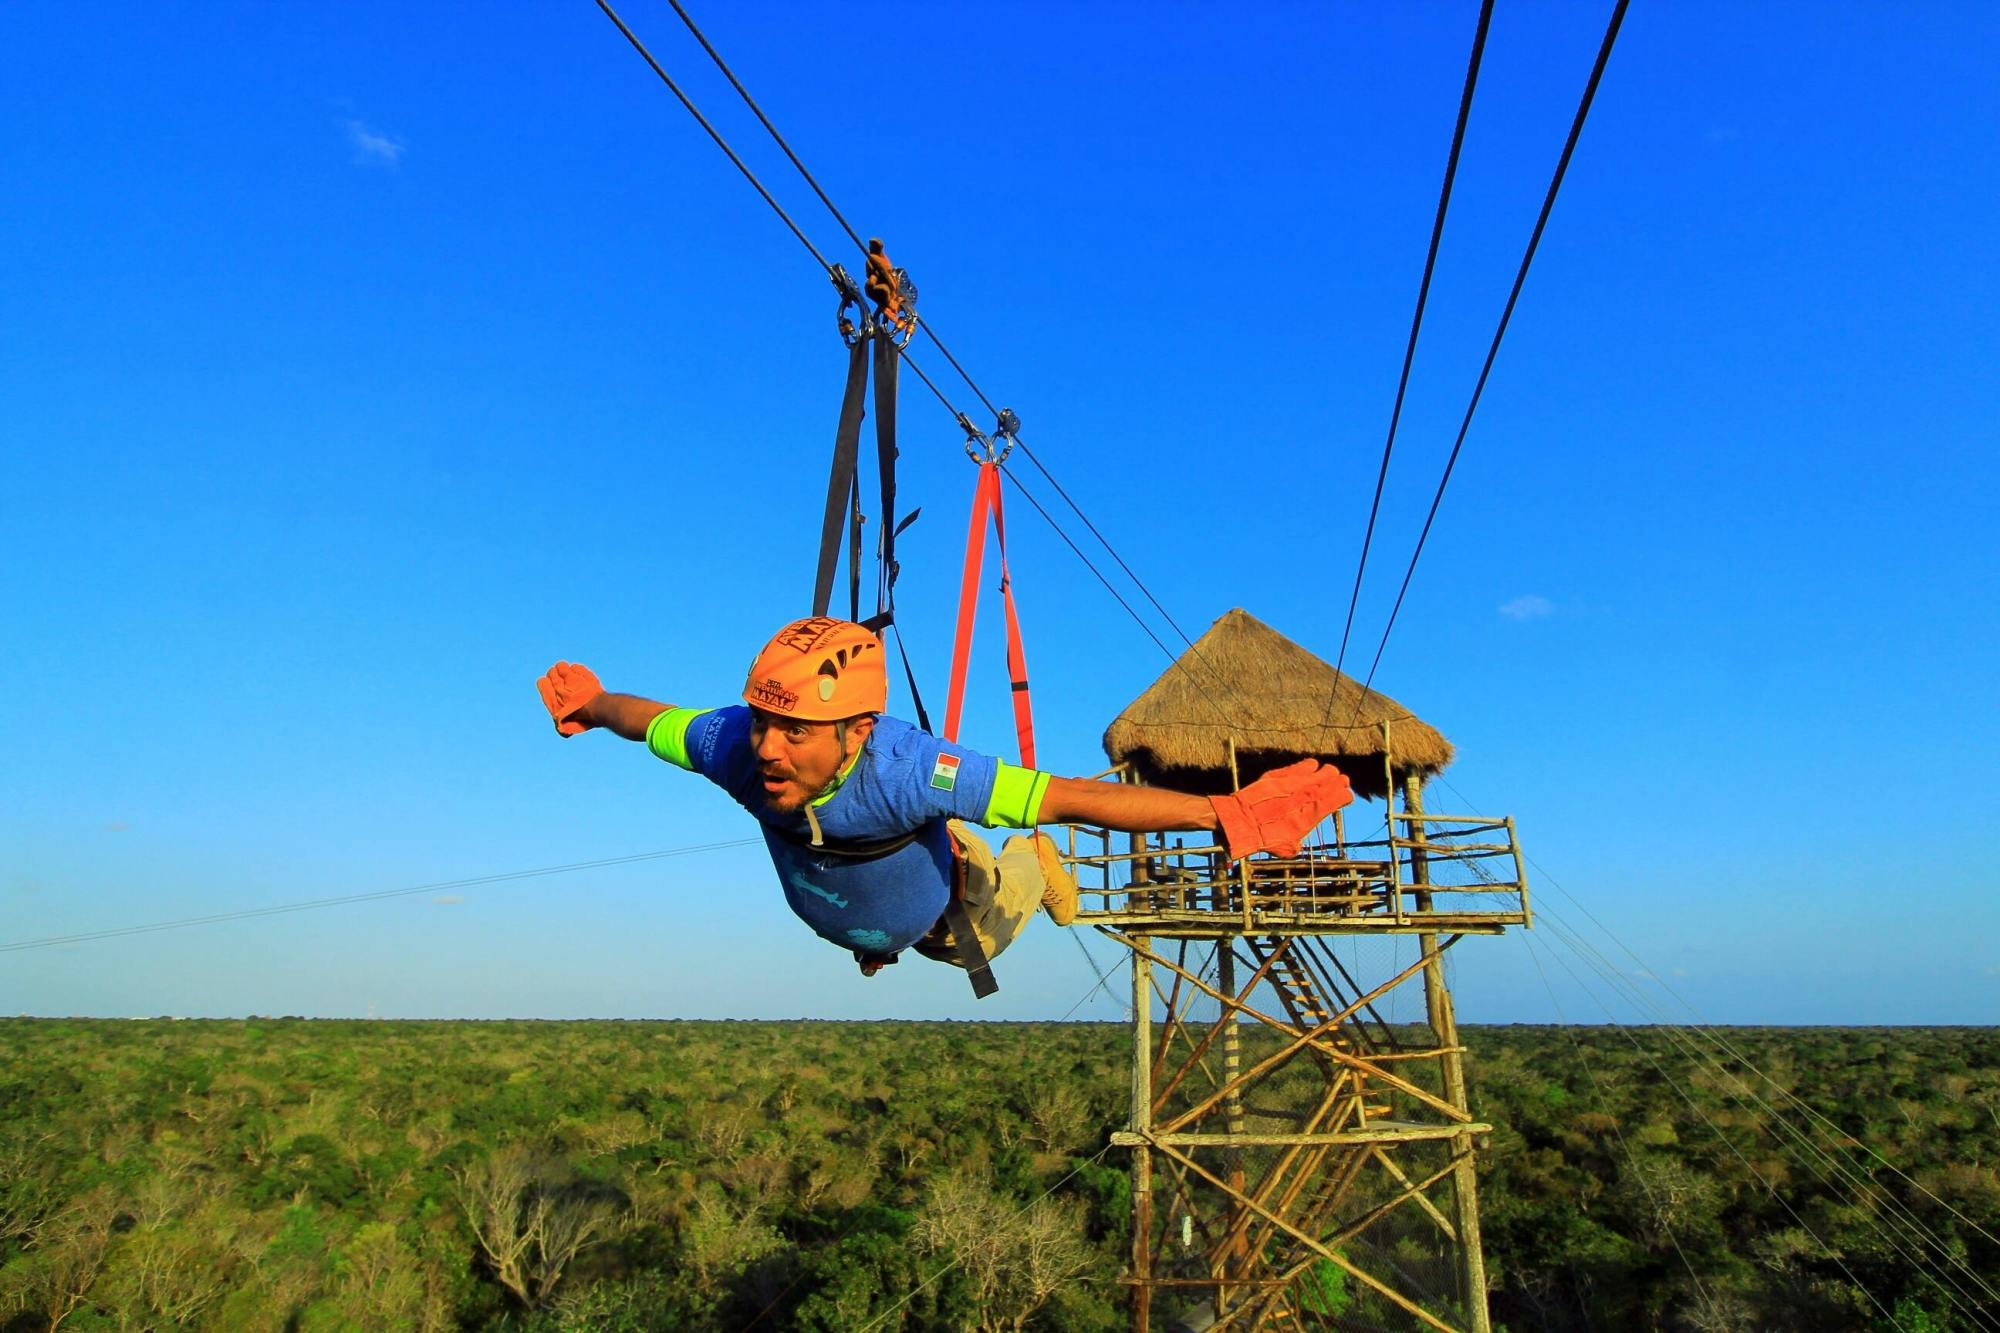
left=748, top=710, right=872, bottom=812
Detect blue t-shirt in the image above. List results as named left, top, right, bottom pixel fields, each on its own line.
left=653, top=706, right=1007, bottom=955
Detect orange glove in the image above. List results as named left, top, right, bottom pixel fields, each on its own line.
left=536, top=661, right=604, bottom=737
left=1208, top=759, right=1354, bottom=860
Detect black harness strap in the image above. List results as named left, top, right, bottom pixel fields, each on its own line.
left=866, top=340, right=936, bottom=735
left=939, top=836, right=998, bottom=997
left=813, top=338, right=871, bottom=618
left=846, top=471, right=862, bottom=622
left=941, top=897, right=998, bottom=998
left=890, top=623, right=933, bottom=735
left=872, top=335, right=901, bottom=611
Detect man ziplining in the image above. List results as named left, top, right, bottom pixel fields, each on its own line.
left=538, top=617, right=1353, bottom=990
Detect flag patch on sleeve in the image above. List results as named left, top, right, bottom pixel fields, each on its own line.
left=930, top=754, right=961, bottom=791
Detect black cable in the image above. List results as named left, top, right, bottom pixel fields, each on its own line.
left=1000, top=460, right=1181, bottom=665
left=658, top=0, right=1202, bottom=661
left=910, top=316, right=1202, bottom=652
left=899, top=346, right=1208, bottom=701
left=1356, top=0, right=1629, bottom=699
left=593, top=0, right=834, bottom=273
left=912, top=322, right=1200, bottom=659
left=1327, top=0, right=1494, bottom=701
left=1008, top=438, right=1198, bottom=649
left=0, top=839, right=762, bottom=953
left=661, top=0, right=870, bottom=259
left=597, top=0, right=1343, bottom=735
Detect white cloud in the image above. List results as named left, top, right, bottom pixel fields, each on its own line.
left=1498, top=594, right=1554, bottom=622
left=103, top=821, right=128, bottom=833
left=1983, top=964, right=2000, bottom=979
left=346, top=119, right=404, bottom=166
left=432, top=894, right=466, bottom=906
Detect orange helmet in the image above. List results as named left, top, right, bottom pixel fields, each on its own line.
left=742, top=617, right=888, bottom=721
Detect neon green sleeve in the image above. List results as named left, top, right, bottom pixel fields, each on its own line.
left=645, top=707, right=711, bottom=770
left=983, top=762, right=1053, bottom=829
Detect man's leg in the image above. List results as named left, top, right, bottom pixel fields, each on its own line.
left=915, top=825, right=1079, bottom=974
left=1016, top=832, right=1078, bottom=927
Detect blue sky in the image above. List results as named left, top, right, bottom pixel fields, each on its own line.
left=3, top=2, right=1994, bottom=1023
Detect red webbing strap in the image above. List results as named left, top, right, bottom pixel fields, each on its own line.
left=941, top=462, right=1036, bottom=768
left=942, top=463, right=993, bottom=745
left=988, top=472, right=1036, bottom=769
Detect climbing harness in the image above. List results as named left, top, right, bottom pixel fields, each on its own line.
left=809, top=241, right=1034, bottom=1000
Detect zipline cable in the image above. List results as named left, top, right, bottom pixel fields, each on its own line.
left=1526, top=910, right=1995, bottom=1328
left=646, top=0, right=1202, bottom=658
left=892, top=333, right=1183, bottom=666
left=1439, top=776, right=2000, bottom=1320
left=1518, top=884, right=2000, bottom=1318
left=1355, top=0, right=1628, bottom=700
left=0, top=840, right=761, bottom=954
left=1518, top=932, right=1721, bottom=1325
left=1326, top=0, right=1494, bottom=699
left=1536, top=911, right=2000, bottom=1326
left=1487, top=789, right=2000, bottom=1263
left=593, top=0, right=834, bottom=273
left=1436, top=773, right=2000, bottom=1286
left=660, top=0, right=868, bottom=259
left=1526, top=924, right=1901, bottom=1325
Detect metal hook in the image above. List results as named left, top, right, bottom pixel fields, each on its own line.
left=958, top=411, right=994, bottom=464
left=831, top=263, right=870, bottom=347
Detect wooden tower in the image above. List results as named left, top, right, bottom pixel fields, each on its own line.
left=1061, top=610, right=1530, bottom=1333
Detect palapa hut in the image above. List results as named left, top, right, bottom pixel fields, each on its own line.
left=1102, top=608, right=1454, bottom=802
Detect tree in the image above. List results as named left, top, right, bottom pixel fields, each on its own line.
left=454, top=1147, right=626, bottom=1309
left=914, top=1169, right=1094, bottom=1333
left=0, top=1186, right=118, bottom=1332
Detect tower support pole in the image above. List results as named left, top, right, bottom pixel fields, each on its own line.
left=1131, top=932, right=1153, bottom=1333
left=1407, top=774, right=1490, bottom=1333
left=1216, top=938, right=1247, bottom=1315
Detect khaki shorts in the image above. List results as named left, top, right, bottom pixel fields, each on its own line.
left=912, top=821, right=1049, bottom=968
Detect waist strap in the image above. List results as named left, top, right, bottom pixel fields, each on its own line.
left=766, top=821, right=920, bottom=861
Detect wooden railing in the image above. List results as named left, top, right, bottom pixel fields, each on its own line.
left=1058, top=808, right=1530, bottom=935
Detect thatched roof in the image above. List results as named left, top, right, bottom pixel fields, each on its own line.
left=1102, top=608, right=1454, bottom=801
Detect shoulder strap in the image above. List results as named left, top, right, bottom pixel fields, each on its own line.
left=813, top=339, right=871, bottom=618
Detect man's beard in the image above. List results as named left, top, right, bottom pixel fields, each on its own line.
left=760, top=770, right=812, bottom=812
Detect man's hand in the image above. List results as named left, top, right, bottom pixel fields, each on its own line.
left=1208, top=759, right=1354, bottom=860
left=537, top=661, right=604, bottom=737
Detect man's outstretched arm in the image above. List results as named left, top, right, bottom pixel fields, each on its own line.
left=537, top=661, right=668, bottom=741
left=573, top=692, right=671, bottom=742
left=1033, top=761, right=1355, bottom=862
left=1036, top=776, right=1217, bottom=835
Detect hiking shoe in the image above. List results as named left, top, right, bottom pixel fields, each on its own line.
left=1033, top=833, right=1078, bottom=926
